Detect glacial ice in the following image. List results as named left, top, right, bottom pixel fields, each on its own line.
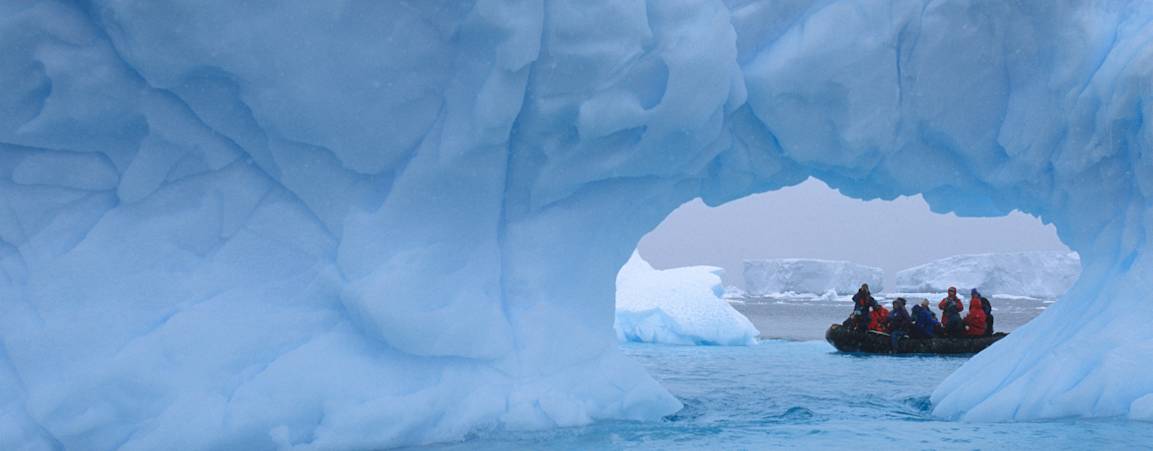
left=816, top=289, right=843, bottom=302
left=1132, top=395, right=1153, bottom=421
left=2, top=0, right=1153, bottom=448
left=615, top=252, right=759, bottom=345
left=722, top=285, right=747, bottom=299
left=744, top=258, right=884, bottom=296
left=895, top=251, right=1081, bottom=299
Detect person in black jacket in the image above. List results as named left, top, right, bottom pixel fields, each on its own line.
left=887, top=298, right=912, bottom=352
left=979, top=294, right=994, bottom=336
left=851, top=284, right=878, bottom=332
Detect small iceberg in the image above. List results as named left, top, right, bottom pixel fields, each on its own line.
left=615, top=252, right=760, bottom=345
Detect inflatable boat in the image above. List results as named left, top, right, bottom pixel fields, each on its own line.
left=825, top=323, right=1007, bottom=355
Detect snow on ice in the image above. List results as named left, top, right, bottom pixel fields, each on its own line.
left=615, top=252, right=759, bottom=346
left=722, top=285, right=747, bottom=299
left=2, top=0, right=1153, bottom=448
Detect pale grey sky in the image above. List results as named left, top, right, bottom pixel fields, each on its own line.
left=638, top=178, right=1071, bottom=290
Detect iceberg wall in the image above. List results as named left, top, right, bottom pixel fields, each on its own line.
left=895, top=251, right=1081, bottom=298
left=615, top=252, right=759, bottom=345
left=2, top=0, right=1153, bottom=447
left=744, top=258, right=884, bottom=295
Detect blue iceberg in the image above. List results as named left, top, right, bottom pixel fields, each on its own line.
left=1, top=0, right=1152, bottom=448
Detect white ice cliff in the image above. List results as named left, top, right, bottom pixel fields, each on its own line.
left=895, top=251, right=1081, bottom=299
left=744, top=258, right=884, bottom=296
left=2, top=0, right=1153, bottom=448
left=615, top=252, right=759, bottom=345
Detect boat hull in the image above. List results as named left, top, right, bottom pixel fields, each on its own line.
left=825, top=324, right=1007, bottom=355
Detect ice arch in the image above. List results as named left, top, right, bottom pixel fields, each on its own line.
left=1, top=0, right=1152, bottom=448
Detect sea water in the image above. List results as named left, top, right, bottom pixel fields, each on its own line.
left=416, top=298, right=1152, bottom=450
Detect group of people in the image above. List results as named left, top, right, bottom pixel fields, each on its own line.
left=848, top=284, right=995, bottom=350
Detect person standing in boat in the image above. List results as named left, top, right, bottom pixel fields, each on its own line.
left=964, top=289, right=989, bottom=337
left=851, top=284, right=878, bottom=332
left=910, top=299, right=939, bottom=338
left=980, top=294, right=994, bottom=336
left=887, top=298, right=912, bottom=352
left=938, top=287, right=965, bottom=337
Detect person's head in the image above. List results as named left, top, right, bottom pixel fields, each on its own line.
left=860, top=283, right=870, bottom=294
left=894, top=298, right=906, bottom=308
left=947, top=287, right=957, bottom=297
left=970, top=288, right=981, bottom=299
left=921, top=299, right=930, bottom=308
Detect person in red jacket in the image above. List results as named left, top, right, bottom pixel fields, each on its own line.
left=869, top=303, right=890, bottom=333
left=938, top=287, right=965, bottom=337
left=964, top=288, right=988, bottom=337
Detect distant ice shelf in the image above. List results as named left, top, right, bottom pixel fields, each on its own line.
left=744, top=259, right=884, bottom=296
left=894, top=251, right=1081, bottom=299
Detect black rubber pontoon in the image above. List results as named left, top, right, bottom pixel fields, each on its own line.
left=825, top=324, right=1007, bottom=355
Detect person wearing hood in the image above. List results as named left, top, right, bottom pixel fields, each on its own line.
left=851, top=283, right=878, bottom=332
left=938, top=287, right=965, bottom=337
left=964, top=289, right=988, bottom=337
left=910, top=299, right=939, bottom=339
left=887, top=298, right=912, bottom=352
left=869, top=301, right=890, bottom=333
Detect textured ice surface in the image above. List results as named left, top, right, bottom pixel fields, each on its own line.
left=816, top=289, right=844, bottom=302
left=895, top=251, right=1081, bottom=298
left=744, top=258, right=884, bottom=296
left=722, top=285, right=747, bottom=299
left=1132, top=394, right=1153, bottom=421
left=2, top=0, right=1153, bottom=448
left=615, top=252, right=759, bottom=345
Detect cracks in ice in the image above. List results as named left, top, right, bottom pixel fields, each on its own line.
left=0, top=184, right=31, bottom=246
left=0, top=342, right=64, bottom=448
left=62, top=8, right=357, bottom=264
left=1076, top=19, right=1122, bottom=99
left=0, top=143, right=121, bottom=260
left=14, top=59, right=51, bottom=129
left=64, top=4, right=309, bottom=224
left=0, top=241, right=27, bottom=287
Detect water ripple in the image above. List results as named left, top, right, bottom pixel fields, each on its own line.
left=417, top=341, right=1153, bottom=450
